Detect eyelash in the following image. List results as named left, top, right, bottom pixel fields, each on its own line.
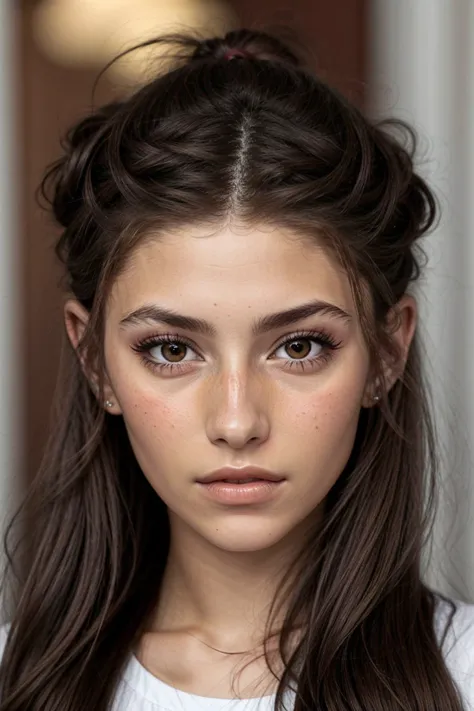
left=131, top=330, right=342, bottom=375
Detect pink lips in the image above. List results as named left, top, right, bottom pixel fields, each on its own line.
left=195, top=467, right=286, bottom=505
left=196, top=466, right=285, bottom=484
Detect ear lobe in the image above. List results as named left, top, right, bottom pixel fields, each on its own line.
left=64, top=299, right=122, bottom=415
left=64, top=298, right=99, bottom=393
left=362, top=294, right=418, bottom=408
left=361, top=376, right=383, bottom=409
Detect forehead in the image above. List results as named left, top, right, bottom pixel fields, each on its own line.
left=108, top=223, right=355, bottom=320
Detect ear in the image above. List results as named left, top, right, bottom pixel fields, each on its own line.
left=362, top=294, right=417, bottom=407
left=64, top=299, right=122, bottom=415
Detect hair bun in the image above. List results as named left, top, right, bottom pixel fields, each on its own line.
left=191, top=28, right=301, bottom=67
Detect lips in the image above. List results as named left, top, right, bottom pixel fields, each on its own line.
left=196, top=466, right=285, bottom=484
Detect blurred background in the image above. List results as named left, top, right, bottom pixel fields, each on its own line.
left=1, top=0, right=473, bottom=604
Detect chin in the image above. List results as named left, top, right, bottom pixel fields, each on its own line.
left=203, top=522, right=291, bottom=553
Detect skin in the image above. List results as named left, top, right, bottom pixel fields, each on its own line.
left=65, top=222, right=416, bottom=696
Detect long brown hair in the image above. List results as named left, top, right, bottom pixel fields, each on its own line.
left=0, top=27, right=467, bottom=710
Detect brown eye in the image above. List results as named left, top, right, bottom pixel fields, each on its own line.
left=276, top=338, right=323, bottom=361
left=284, top=339, right=312, bottom=359
left=149, top=342, right=192, bottom=363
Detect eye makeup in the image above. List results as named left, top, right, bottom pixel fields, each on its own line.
left=131, top=328, right=343, bottom=376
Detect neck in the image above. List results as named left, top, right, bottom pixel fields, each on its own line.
left=150, top=511, right=313, bottom=652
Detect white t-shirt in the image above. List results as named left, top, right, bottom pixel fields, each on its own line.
left=1, top=595, right=474, bottom=710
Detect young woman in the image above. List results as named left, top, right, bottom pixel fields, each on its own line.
left=0, top=27, right=473, bottom=711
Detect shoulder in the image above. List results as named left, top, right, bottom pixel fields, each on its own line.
left=434, top=594, right=474, bottom=708
left=434, top=594, right=474, bottom=657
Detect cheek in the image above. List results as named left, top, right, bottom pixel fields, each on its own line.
left=106, top=358, right=183, bottom=458
left=288, top=377, right=365, bottom=472
left=119, top=388, right=186, bottom=446
left=116, top=389, right=193, bottom=501
left=302, top=388, right=360, bottom=430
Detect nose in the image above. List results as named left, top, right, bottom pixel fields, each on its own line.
left=205, top=369, right=271, bottom=450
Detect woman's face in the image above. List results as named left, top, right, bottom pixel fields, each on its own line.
left=75, top=224, right=376, bottom=553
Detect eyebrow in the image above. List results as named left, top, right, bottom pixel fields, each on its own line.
left=119, top=299, right=352, bottom=337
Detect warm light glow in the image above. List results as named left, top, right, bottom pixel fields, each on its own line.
left=33, top=0, right=238, bottom=81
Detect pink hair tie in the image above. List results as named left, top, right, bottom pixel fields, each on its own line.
left=224, top=48, right=251, bottom=60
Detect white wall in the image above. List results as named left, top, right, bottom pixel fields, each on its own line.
left=369, top=0, right=474, bottom=601
left=0, top=0, right=22, bottom=622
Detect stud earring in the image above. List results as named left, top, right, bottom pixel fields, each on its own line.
left=105, top=400, right=114, bottom=408
left=371, top=376, right=382, bottom=403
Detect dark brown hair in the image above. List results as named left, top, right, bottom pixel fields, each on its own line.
left=0, top=27, right=467, bottom=710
